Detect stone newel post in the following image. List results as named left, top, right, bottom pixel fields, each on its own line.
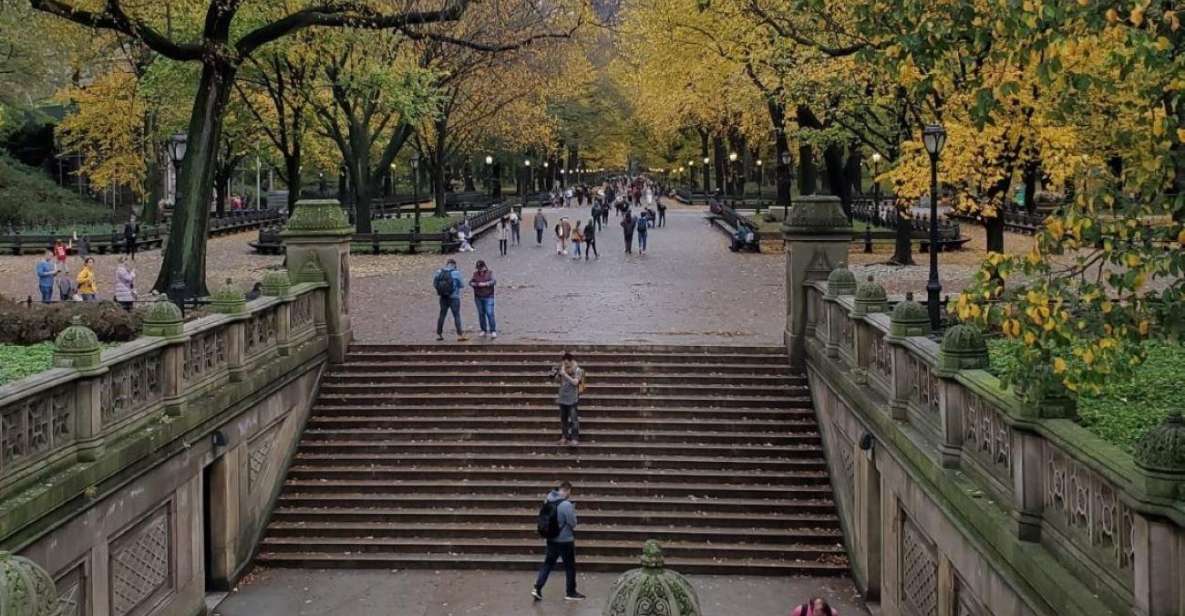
left=280, top=199, right=354, bottom=362
left=783, top=195, right=851, bottom=369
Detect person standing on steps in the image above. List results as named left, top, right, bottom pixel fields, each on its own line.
left=533, top=208, right=548, bottom=246
left=790, top=597, right=838, bottom=616
left=552, top=351, right=584, bottom=445
left=433, top=258, right=468, bottom=342
left=583, top=218, right=598, bottom=260
left=532, top=480, right=584, bottom=602
left=469, top=259, right=497, bottom=339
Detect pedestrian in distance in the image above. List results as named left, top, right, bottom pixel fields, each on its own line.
left=636, top=211, right=650, bottom=255
left=570, top=220, right=583, bottom=260
left=75, top=232, right=90, bottom=259
left=77, top=257, right=97, bottom=301
left=53, top=239, right=68, bottom=269
left=35, top=250, right=56, bottom=303
left=552, top=351, right=584, bottom=445
left=509, top=209, right=522, bottom=245
left=433, top=258, right=468, bottom=342
left=533, top=208, right=548, bottom=246
left=790, top=597, right=838, bottom=616
left=532, top=480, right=584, bottom=602
left=621, top=210, right=635, bottom=254
left=469, top=259, right=497, bottom=339
left=115, top=256, right=136, bottom=310
left=657, top=200, right=667, bottom=227
left=123, top=216, right=139, bottom=260
left=583, top=219, right=598, bottom=260
left=56, top=266, right=74, bottom=302
left=497, top=217, right=510, bottom=257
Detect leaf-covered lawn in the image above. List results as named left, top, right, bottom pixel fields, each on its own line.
left=371, top=215, right=460, bottom=235
left=989, top=339, right=1185, bottom=451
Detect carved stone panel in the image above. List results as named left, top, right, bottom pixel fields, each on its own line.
left=961, top=392, right=1013, bottom=489
left=55, top=562, right=86, bottom=616
left=247, top=422, right=282, bottom=491
left=99, top=353, right=163, bottom=428
left=908, top=355, right=940, bottom=417
left=901, top=514, right=939, bottom=616
left=182, top=328, right=227, bottom=386
left=109, top=506, right=172, bottom=616
left=1042, top=441, right=1135, bottom=589
left=839, top=313, right=855, bottom=363
left=0, top=383, right=74, bottom=473
left=245, top=308, right=278, bottom=357
left=291, top=293, right=315, bottom=332
left=870, top=330, right=892, bottom=384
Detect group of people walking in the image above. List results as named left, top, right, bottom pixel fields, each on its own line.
left=35, top=249, right=137, bottom=309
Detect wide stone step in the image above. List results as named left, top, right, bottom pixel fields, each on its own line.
left=305, top=415, right=820, bottom=433
left=310, top=404, right=815, bottom=420
left=282, top=479, right=833, bottom=500
left=349, top=343, right=789, bottom=355
left=344, top=350, right=786, bottom=366
left=298, top=431, right=815, bottom=450
left=283, top=465, right=832, bottom=486
left=333, top=361, right=799, bottom=376
left=318, top=382, right=803, bottom=397
left=253, top=551, right=848, bottom=576
left=294, top=439, right=819, bottom=459
left=292, top=451, right=827, bottom=471
left=269, top=506, right=841, bottom=530
left=265, top=520, right=843, bottom=544
left=275, top=492, right=835, bottom=515
left=322, top=371, right=805, bottom=387
left=315, top=392, right=813, bottom=409
left=258, top=536, right=846, bottom=561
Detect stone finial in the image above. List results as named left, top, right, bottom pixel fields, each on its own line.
left=603, top=541, right=701, bottom=616
left=781, top=194, right=849, bottom=235
left=937, top=323, right=989, bottom=372
left=141, top=296, right=184, bottom=338
left=1134, top=411, right=1185, bottom=474
left=293, top=256, right=327, bottom=284
left=281, top=199, right=352, bottom=235
left=890, top=292, right=930, bottom=337
left=208, top=277, right=247, bottom=315
left=852, top=275, right=888, bottom=316
left=0, top=551, right=59, bottom=616
left=261, top=269, right=292, bottom=297
left=826, top=265, right=857, bottom=297
left=53, top=315, right=101, bottom=370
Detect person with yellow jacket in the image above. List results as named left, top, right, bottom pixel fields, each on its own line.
left=76, top=257, right=97, bottom=301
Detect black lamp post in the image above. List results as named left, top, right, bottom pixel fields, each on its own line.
left=756, top=159, right=763, bottom=206
left=485, top=155, right=494, bottom=199
left=687, top=161, right=695, bottom=193
left=523, top=159, right=532, bottom=208
left=728, top=152, right=739, bottom=202
left=411, top=152, right=421, bottom=254
left=922, top=123, right=947, bottom=331
left=166, top=132, right=189, bottom=310
left=871, top=152, right=882, bottom=225
left=780, top=150, right=793, bottom=220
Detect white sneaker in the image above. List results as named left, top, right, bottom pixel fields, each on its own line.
left=479, top=331, right=486, bottom=337
left=491, top=332, right=498, bottom=339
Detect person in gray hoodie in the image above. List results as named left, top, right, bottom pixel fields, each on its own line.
left=532, top=481, right=584, bottom=602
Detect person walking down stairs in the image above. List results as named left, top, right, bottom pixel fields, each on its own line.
left=532, top=481, right=585, bottom=602
left=552, top=351, right=584, bottom=445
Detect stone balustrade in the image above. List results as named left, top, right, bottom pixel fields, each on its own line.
left=802, top=270, right=1185, bottom=616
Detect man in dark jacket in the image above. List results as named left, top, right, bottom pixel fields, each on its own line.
left=469, top=260, right=497, bottom=338
left=582, top=219, right=598, bottom=260
left=532, top=481, right=584, bottom=602
left=621, top=210, right=634, bottom=254
left=123, top=216, right=140, bottom=259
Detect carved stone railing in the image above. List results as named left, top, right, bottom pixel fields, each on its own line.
left=801, top=271, right=1185, bottom=616
left=0, top=279, right=330, bottom=539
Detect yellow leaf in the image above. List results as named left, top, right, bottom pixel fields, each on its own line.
left=1024, top=331, right=1037, bottom=345
left=1083, top=349, right=1095, bottom=365
left=1054, top=357, right=1067, bottom=374
left=1139, top=320, right=1150, bottom=335
left=1178, top=227, right=1185, bottom=245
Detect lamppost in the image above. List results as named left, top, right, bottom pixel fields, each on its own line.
left=484, top=155, right=494, bottom=198
left=166, top=132, right=189, bottom=309
left=703, top=156, right=711, bottom=195
left=871, top=152, right=882, bottom=225
left=922, top=124, right=947, bottom=331
left=756, top=159, right=763, bottom=205
left=728, top=152, right=739, bottom=201
left=523, top=159, right=531, bottom=207
left=410, top=152, right=421, bottom=254
left=543, top=160, right=549, bottom=192
left=780, top=150, right=793, bottom=220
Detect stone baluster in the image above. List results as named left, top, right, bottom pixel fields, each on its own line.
left=208, top=278, right=248, bottom=382
left=1132, top=412, right=1185, bottom=616
left=934, top=325, right=988, bottom=468
left=281, top=199, right=354, bottom=363
left=262, top=269, right=293, bottom=356
left=824, top=266, right=857, bottom=358
left=52, top=316, right=105, bottom=461
left=141, top=297, right=187, bottom=416
left=886, top=293, right=929, bottom=421
left=783, top=195, right=851, bottom=369
left=850, top=276, right=887, bottom=384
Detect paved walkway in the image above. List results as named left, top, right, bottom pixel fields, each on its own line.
left=212, top=568, right=869, bottom=616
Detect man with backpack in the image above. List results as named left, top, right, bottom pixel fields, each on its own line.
left=532, top=481, right=584, bottom=602
left=433, top=258, right=468, bottom=342
left=636, top=211, right=651, bottom=255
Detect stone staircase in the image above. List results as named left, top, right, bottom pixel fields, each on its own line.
left=255, top=344, right=848, bottom=576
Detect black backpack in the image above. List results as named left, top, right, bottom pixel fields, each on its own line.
left=537, top=498, right=565, bottom=539
left=433, top=269, right=455, bottom=297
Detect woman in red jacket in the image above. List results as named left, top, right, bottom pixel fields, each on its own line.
left=790, top=597, right=837, bottom=616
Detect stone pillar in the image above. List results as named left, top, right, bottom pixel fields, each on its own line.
left=52, top=317, right=106, bottom=461
left=208, top=278, right=249, bottom=382
left=1132, top=412, right=1185, bottom=616
left=262, top=270, right=293, bottom=356
left=281, top=199, right=354, bottom=363
left=141, top=298, right=187, bottom=416
left=783, top=195, right=851, bottom=369
left=887, top=294, right=929, bottom=422
left=854, top=441, right=883, bottom=601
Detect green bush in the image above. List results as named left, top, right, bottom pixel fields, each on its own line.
left=0, top=295, right=140, bottom=344
left=0, top=152, right=110, bottom=228
left=0, top=343, right=55, bottom=385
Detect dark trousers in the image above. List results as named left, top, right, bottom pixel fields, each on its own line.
left=584, top=239, right=598, bottom=259
left=499, top=239, right=508, bottom=256
left=559, top=404, right=580, bottom=439
left=536, top=228, right=544, bottom=244
left=39, top=286, right=53, bottom=304
left=436, top=296, right=462, bottom=335
left=511, top=225, right=521, bottom=245
left=125, top=237, right=136, bottom=258
left=623, top=233, right=633, bottom=253
left=658, top=211, right=666, bottom=226
left=535, top=541, right=577, bottom=595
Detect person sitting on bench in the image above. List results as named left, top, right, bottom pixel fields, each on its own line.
left=730, top=224, right=757, bottom=252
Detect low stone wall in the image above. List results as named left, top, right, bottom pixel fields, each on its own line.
left=801, top=272, right=1185, bottom=616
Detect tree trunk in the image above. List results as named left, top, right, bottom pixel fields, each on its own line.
left=699, top=130, right=710, bottom=194
left=492, top=161, right=503, bottom=199
left=346, top=117, right=373, bottom=234
left=432, top=133, right=447, bottom=216
left=712, top=136, right=726, bottom=198
left=985, top=215, right=1005, bottom=252
left=891, top=206, right=914, bottom=265
left=795, top=107, right=819, bottom=195
left=284, top=152, right=302, bottom=212
left=768, top=101, right=791, bottom=210
left=822, top=143, right=849, bottom=215
left=214, top=165, right=231, bottom=216
left=463, top=159, right=476, bottom=192
left=1022, top=159, right=1039, bottom=213
left=153, top=61, right=235, bottom=296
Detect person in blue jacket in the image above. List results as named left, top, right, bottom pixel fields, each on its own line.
left=434, top=258, right=468, bottom=341
left=35, top=250, right=57, bottom=303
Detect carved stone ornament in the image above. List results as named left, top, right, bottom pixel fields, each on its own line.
left=603, top=541, right=702, bottom=616
left=852, top=276, right=887, bottom=316
left=0, top=551, right=59, bottom=616
left=782, top=194, right=849, bottom=234
left=208, top=278, right=247, bottom=315
left=281, top=199, right=352, bottom=235
left=937, top=324, right=989, bottom=372
left=141, top=296, right=184, bottom=338
left=293, top=256, right=326, bottom=284
left=826, top=265, right=858, bottom=297
left=890, top=292, right=930, bottom=337
left=260, top=269, right=292, bottom=297
left=53, top=315, right=101, bottom=370
left=1134, top=410, right=1185, bottom=474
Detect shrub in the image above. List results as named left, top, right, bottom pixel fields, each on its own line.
left=0, top=152, right=110, bottom=228
left=0, top=295, right=141, bottom=344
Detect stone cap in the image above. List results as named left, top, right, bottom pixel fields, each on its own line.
left=1134, top=410, right=1185, bottom=474
left=937, top=323, right=988, bottom=371
left=142, top=296, right=184, bottom=337
left=261, top=269, right=292, bottom=297
left=826, top=265, right=857, bottom=297
left=53, top=315, right=101, bottom=370
left=852, top=276, right=887, bottom=316
left=281, top=199, right=353, bottom=236
left=0, top=551, right=59, bottom=616
left=782, top=195, right=849, bottom=236
left=208, top=278, right=247, bottom=315
left=890, top=292, right=930, bottom=337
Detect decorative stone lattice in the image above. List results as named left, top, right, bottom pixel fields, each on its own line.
left=99, top=353, right=163, bottom=428
left=247, top=426, right=280, bottom=491
left=836, top=430, right=855, bottom=511
left=182, top=329, right=227, bottom=385
left=962, top=393, right=1013, bottom=486
left=55, top=564, right=85, bottom=616
left=245, top=308, right=278, bottom=356
left=953, top=573, right=985, bottom=616
left=0, top=385, right=73, bottom=473
left=869, top=330, right=892, bottom=384
left=1042, top=441, right=1135, bottom=586
left=603, top=541, right=701, bottom=616
left=839, top=313, right=854, bottom=362
left=901, top=515, right=938, bottom=616
left=109, top=508, right=171, bottom=616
